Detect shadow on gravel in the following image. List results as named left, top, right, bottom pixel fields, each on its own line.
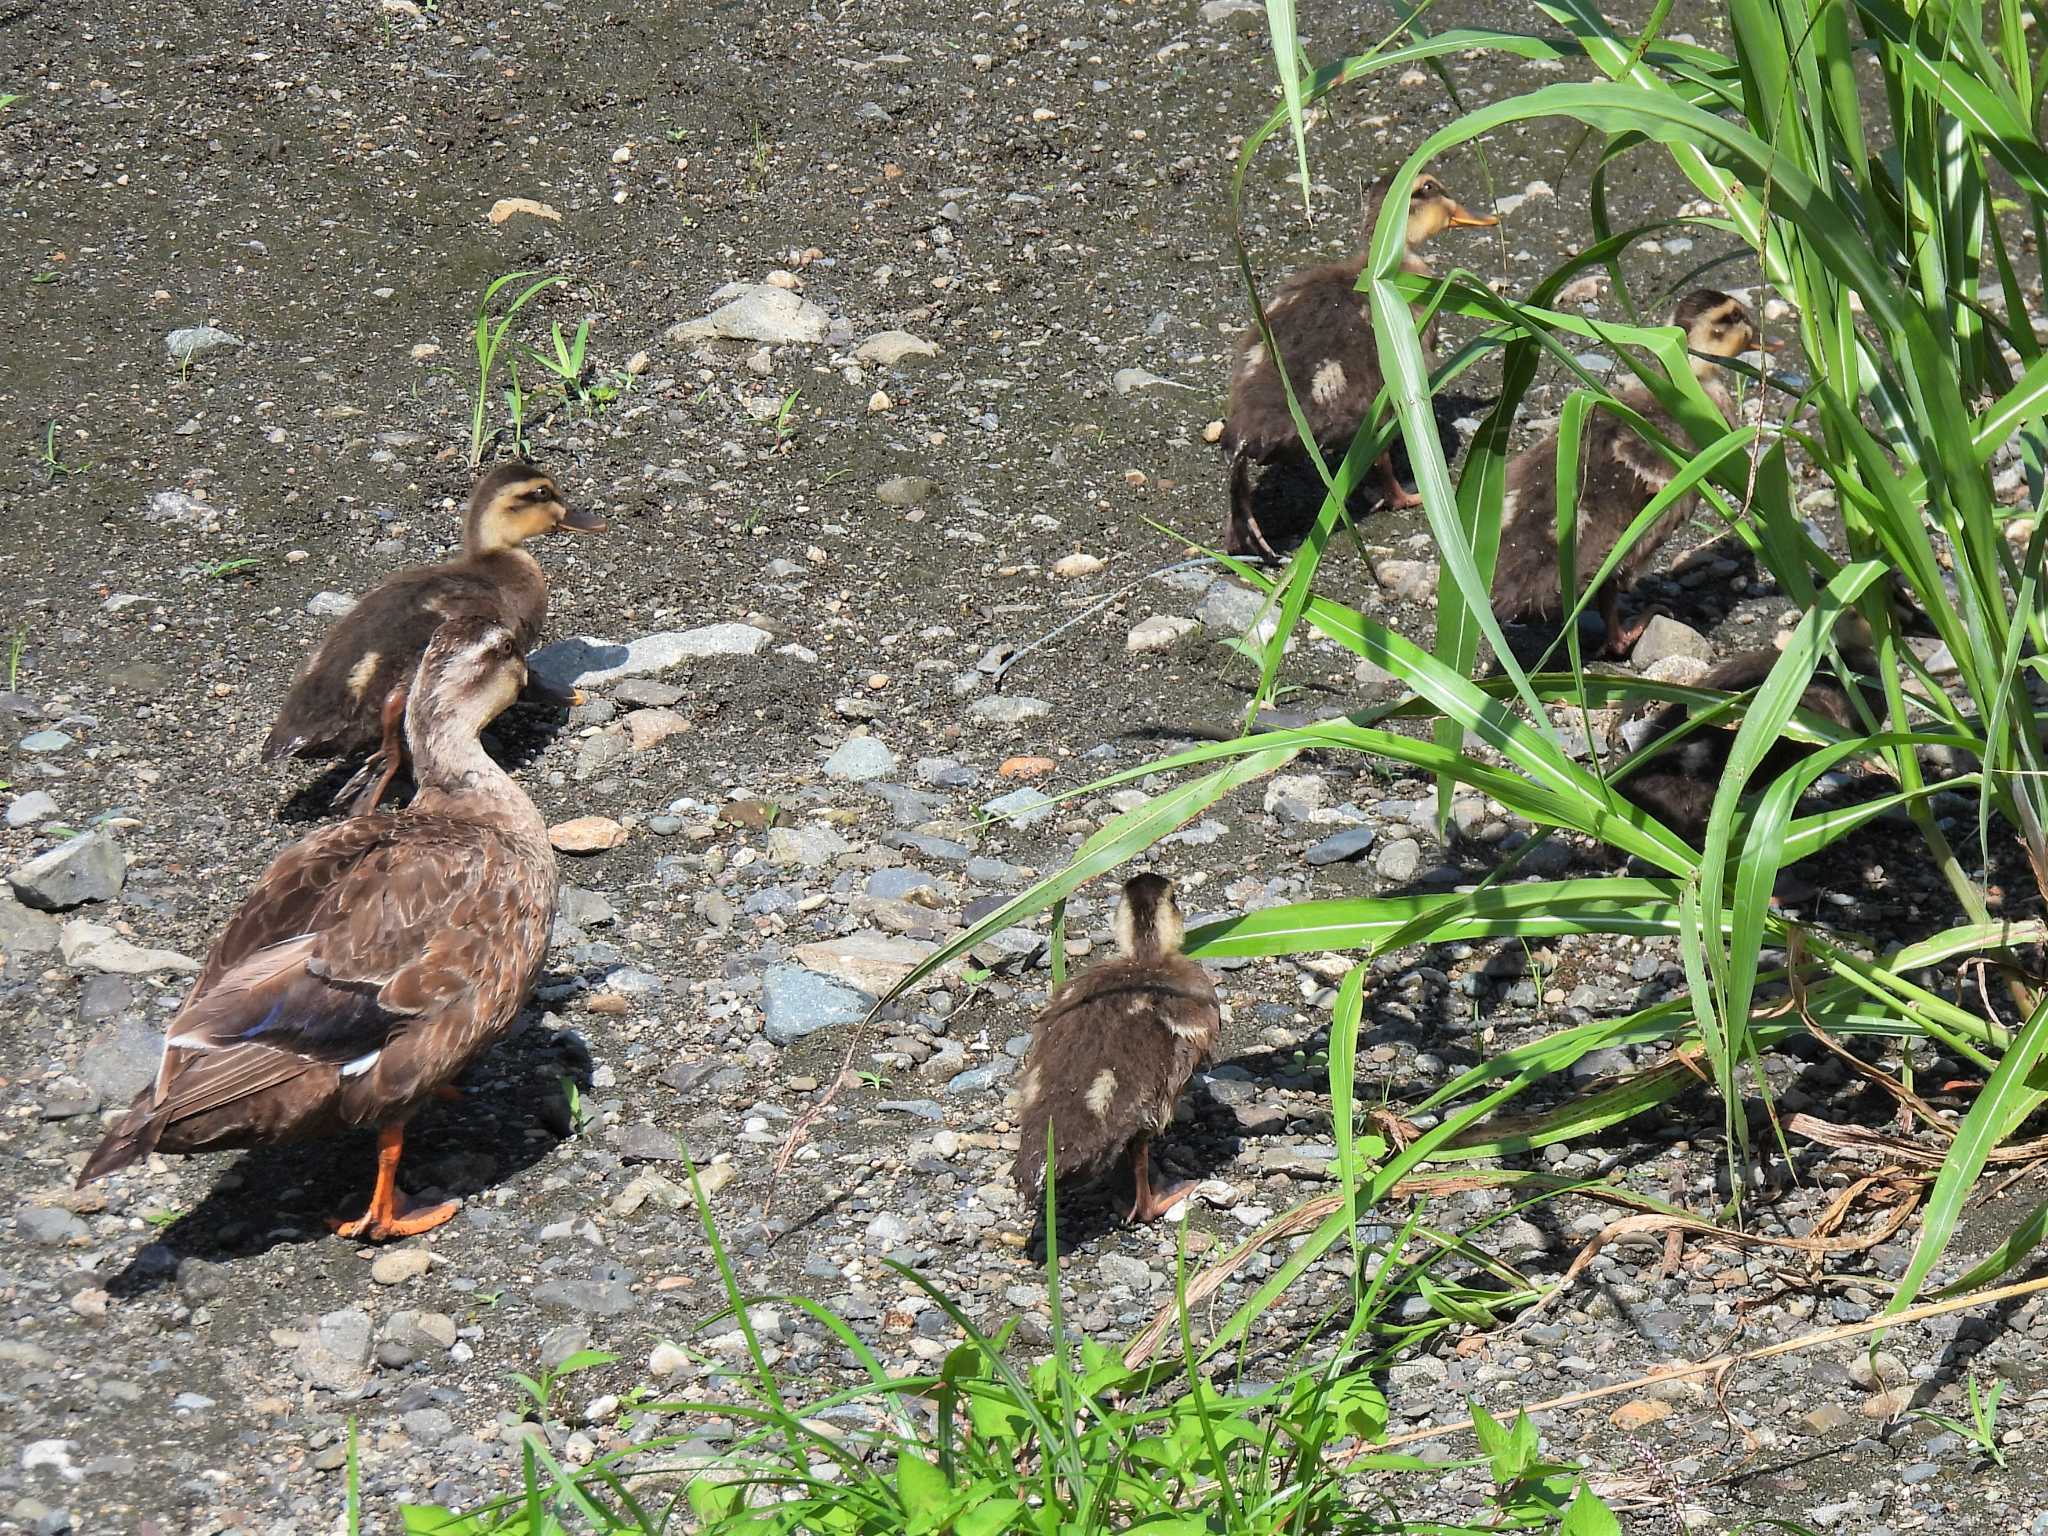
left=103, top=1011, right=593, bottom=1296
left=272, top=702, right=573, bottom=823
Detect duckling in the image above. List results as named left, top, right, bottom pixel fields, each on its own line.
left=1221, top=171, right=1498, bottom=561
left=1492, top=290, right=1764, bottom=657
left=1617, top=645, right=1878, bottom=845
left=1012, top=874, right=1220, bottom=1224
left=262, top=461, right=603, bottom=812
left=81, top=616, right=559, bottom=1241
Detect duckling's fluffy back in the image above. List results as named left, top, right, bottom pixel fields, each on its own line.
left=1222, top=261, right=1396, bottom=466
left=1011, top=953, right=1219, bottom=1200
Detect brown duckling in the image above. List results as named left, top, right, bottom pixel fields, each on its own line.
left=1012, top=873, right=1220, bottom=1224
left=1617, top=645, right=1879, bottom=845
left=82, top=616, right=559, bottom=1241
left=263, top=461, right=603, bottom=812
left=1492, top=290, right=1765, bottom=657
left=1221, top=171, right=1498, bottom=560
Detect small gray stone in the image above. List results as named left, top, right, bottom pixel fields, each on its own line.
left=306, top=591, right=357, bottom=618
left=876, top=476, right=937, bottom=508
left=823, top=736, right=898, bottom=781
left=1096, top=1253, right=1154, bottom=1291
left=529, top=626, right=774, bottom=689
left=765, top=825, right=852, bottom=868
left=8, top=831, right=125, bottom=912
left=1264, top=774, right=1330, bottom=822
left=297, top=1308, right=373, bottom=1392
left=611, top=679, right=685, bottom=708
left=853, top=330, right=939, bottom=366
left=1629, top=615, right=1713, bottom=668
left=573, top=729, right=631, bottom=781
left=539, top=1324, right=593, bottom=1370
left=865, top=1212, right=911, bottom=1246
left=1376, top=837, right=1423, bottom=883
left=59, top=921, right=200, bottom=975
left=6, top=792, right=58, bottom=827
left=532, top=1266, right=637, bottom=1317
left=1305, top=827, right=1377, bottom=866
left=876, top=1099, right=945, bottom=1121
left=0, top=892, right=61, bottom=956
left=968, top=695, right=1051, bottom=728
left=983, top=786, right=1053, bottom=827
left=946, top=1059, right=1016, bottom=1095
left=1126, top=614, right=1197, bottom=653
left=1194, top=580, right=1266, bottom=633
left=17, top=731, right=72, bottom=754
left=165, top=325, right=242, bottom=362
left=15, top=1206, right=88, bottom=1246
left=79, top=1017, right=161, bottom=1103
left=1373, top=560, right=1437, bottom=604
left=762, top=966, right=873, bottom=1046
left=401, top=1409, right=456, bottom=1447
left=612, top=1123, right=683, bottom=1162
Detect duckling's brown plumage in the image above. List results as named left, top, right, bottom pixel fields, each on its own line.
left=262, top=461, right=601, bottom=811
left=1492, top=290, right=1763, bottom=657
left=1617, top=645, right=1878, bottom=845
left=1221, top=171, right=1497, bottom=561
left=83, top=616, right=559, bottom=1241
left=1012, top=874, right=1220, bottom=1224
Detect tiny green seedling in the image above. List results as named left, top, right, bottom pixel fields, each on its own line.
left=511, top=1348, right=616, bottom=1420
left=526, top=317, right=592, bottom=402
left=39, top=422, right=87, bottom=480
left=772, top=387, right=802, bottom=450
left=1906, top=1372, right=2008, bottom=1467
left=469, top=269, right=565, bottom=467
left=31, top=270, right=57, bottom=285
left=7, top=629, right=24, bottom=691
left=202, top=557, right=263, bottom=581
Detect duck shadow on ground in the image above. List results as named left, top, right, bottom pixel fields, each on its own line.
left=104, top=1010, right=592, bottom=1296
left=275, top=698, right=573, bottom=824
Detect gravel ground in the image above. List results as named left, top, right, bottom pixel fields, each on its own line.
left=4, top=1, right=2047, bottom=1531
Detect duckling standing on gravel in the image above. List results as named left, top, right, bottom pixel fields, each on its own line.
left=1221, top=171, right=1498, bottom=560
left=1491, top=290, right=1765, bottom=657
left=81, top=617, right=559, bottom=1241
left=1012, top=873, right=1221, bottom=1225
left=263, top=461, right=603, bottom=813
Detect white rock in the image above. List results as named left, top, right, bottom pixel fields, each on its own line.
left=530, top=626, right=774, bottom=688
left=1126, top=614, right=1197, bottom=653
left=853, top=330, right=939, bottom=365
left=669, top=283, right=830, bottom=346
left=59, top=921, right=200, bottom=976
left=1051, top=552, right=1105, bottom=579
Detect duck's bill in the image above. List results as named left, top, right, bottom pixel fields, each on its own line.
left=561, top=506, right=608, bottom=532
left=1447, top=206, right=1500, bottom=228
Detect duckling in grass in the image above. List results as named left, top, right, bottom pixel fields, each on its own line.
left=263, top=461, right=603, bottom=812
left=1221, top=171, right=1498, bottom=561
left=82, top=617, right=559, bottom=1241
left=1492, top=290, right=1766, bottom=657
left=1012, top=874, right=1220, bottom=1225
left=1617, top=644, right=1879, bottom=846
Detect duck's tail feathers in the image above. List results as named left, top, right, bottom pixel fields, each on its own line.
left=76, top=1099, right=166, bottom=1187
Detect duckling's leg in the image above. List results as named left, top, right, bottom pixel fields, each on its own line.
left=1124, top=1135, right=1195, bottom=1224
left=349, top=687, right=410, bottom=815
left=1377, top=450, right=1423, bottom=511
left=1597, top=584, right=1666, bottom=659
left=329, top=1122, right=459, bottom=1241
left=1223, top=453, right=1282, bottom=563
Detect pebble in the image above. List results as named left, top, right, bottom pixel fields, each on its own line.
left=762, top=965, right=872, bottom=1046
left=15, top=1205, right=88, bottom=1247
left=370, top=1249, right=432, bottom=1285
left=1305, top=827, right=1377, bottom=866
left=7, top=831, right=126, bottom=912
left=1373, top=560, right=1438, bottom=604
left=791, top=932, right=939, bottom=995
left=532, top=1266, right=638, bottom=1317
left=530, top=625, right=774, bottom=689
left=625, top=708, right=691, bottom=752
left=1631, top=615, right=1714, bottom=667
left=306, top=591, right=357, bottom=618
left=296, top=1309, right=374, bottom=1393
left=854, top=330, right=939, bottom=365
left=1193, top=580, right=1266, bottom=634
left=766, top=824, right=851, bottom=868
left=823, top=736, right=898, bottom=781
left=1126, top=614, right=1196, bottom=653
left=5, top=791, right=58, bottom=827
left=984, top=787, right=1053, bottom=827
left=17, top=732, right=71, bottom=753
left=968, top=696, right=1050, bottom=727
left=165, top=325, right=242, bottom=362
left=549, top=817, right=628, bottom=853
left=1375, top=837, right=1423, bottom=882
left=0, top=893, right=61, bottom=957
left=670, top=283, right=830, bottom=345
left=59, top=921, right=200, bottom=975
left=998, top=755, right=1055, bottom=780
left=1051, top=553, right=1104, bottom=579
left=877, top=476, right=937, bottom=507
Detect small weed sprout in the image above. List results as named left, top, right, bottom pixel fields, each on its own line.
left=1906, top=1373, right=2009, bottom=1467
left=7, top=630, right=24, bottom=691
left=470, top=270, right=565, bottom=467
left=39, top=422, right=87, bottom=480
left=771, top=387, right=802, bottom=451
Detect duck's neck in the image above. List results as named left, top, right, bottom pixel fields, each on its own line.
left=1690, top=358, right=1738, bottom=420
left=410, top=726, right=544, bottom=833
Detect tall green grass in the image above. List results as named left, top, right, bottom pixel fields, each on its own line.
left=869, top=0, right=2048, bottom=1368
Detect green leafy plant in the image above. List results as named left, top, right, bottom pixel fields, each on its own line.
left=1905, top=1372, right=2009, bottom=1468
left=469, top=271, right=565, bottom=467
left=511, top=1349, right=617, bottom=1422
left=38, top=422, right=87, bottom=480
left=7, top=629, right=24, bottom=691
left=200, top=557, right=263, bottom=581
left=771, top=387, right=802, bottom=451
left=525, top=317, right=594, bottom=406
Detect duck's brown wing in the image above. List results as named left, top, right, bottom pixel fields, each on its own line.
left=81, top=819, right=552, bottom=1181
left=1012, top=958, right=1221, bottom=1200
left=1223, top=265, right=1382, bottom=462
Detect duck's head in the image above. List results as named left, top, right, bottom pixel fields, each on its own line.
left=409, top=614, right=528, bottom=747
left=1672, top=289, right=1764, bottom=369
left=465, top=461, right=605, bottom=555
left=1366, top=171, right=1499, bottom=249
left=1112, top=872, right=1186, bottom=962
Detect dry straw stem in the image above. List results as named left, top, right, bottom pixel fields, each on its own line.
left=1356, top=1273, right=2048, bottom=1458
